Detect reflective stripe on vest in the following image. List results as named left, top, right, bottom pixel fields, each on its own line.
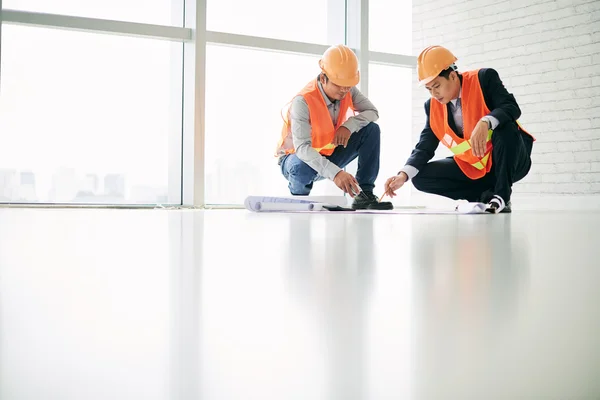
left=429, top=70, right=535, bottom=179
left=449, top=129, right=494, bottom=170
left=314, top=143, right=337, bottom=153
left=428, top=69, right=493, bottom=179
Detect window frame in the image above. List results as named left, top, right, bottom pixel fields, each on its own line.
left=0, top=0, right=417, bottom=207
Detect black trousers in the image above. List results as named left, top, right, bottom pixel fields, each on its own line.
left=412, top=123, right=533, bottom=203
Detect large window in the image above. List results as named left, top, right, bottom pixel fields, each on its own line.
left=368, top=64, right=413, bottom=205
left=207, top=0, right=337, bottom=45
left=3, top=0, right=182, bottom=26
left=204, top=45, right=342, bottom=205
left=0, top=25, right=182, bottom=204
left=369, top=0, right=412, bottom=55
left=0, top=0, right=416, bottom=206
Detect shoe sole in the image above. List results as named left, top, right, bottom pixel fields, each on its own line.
left=352, top=203, right=394, bottom=210
left=485, top=208, right=512, bottom=214
left=368, top=202, right=394, bottom=210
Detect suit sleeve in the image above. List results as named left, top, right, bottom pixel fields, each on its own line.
left=480, top=68, right=521, bottom=128
left=401, top=99, right=440, bottom=177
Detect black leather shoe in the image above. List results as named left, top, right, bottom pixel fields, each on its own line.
left=351, top=191, right=393, bottom=210
left=485, top=195, right=511, bottom=214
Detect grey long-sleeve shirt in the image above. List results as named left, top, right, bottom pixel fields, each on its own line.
left=289, top=80, right=379, bottom=180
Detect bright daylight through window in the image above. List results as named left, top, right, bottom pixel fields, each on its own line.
left=0, top=0, right=413, bottom=206
left=3, top=0, right=182, bottom=25
left=0, top=25, right=182, bottom=204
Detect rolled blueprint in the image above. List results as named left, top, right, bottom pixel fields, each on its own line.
left=244, top=196, right=324, bottom=212
left=256, top=202, right=323, bottom=211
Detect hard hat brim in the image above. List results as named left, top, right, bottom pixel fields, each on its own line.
left=328, top=72, right=360, bottom=87
left=418, top=74, right=437, bottom=86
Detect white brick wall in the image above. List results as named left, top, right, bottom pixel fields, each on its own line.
left=412, top=0, right=600, bottom=196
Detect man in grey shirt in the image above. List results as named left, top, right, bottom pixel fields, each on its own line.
left=276, top=44, right=392, bottom=210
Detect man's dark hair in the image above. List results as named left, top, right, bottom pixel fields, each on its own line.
left=318, top=72, right=329, bottom=82
left=438, top=67, right=455, bottom=80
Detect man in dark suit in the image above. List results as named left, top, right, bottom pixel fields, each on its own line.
left=383, top=45, right=534, bottom=213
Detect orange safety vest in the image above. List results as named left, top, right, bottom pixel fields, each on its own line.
left=429, top=69, right=533, bottom=180
left=276, top=79, right=355, bottom=157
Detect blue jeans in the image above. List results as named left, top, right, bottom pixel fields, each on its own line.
left=280, top=122, right=381, bottom=195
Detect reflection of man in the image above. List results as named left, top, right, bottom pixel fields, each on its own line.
left=384, top=45, right=535, bottom=213
left=275, top=44, right=392, bottom=210
left=409, top=217, right=529, bottom=398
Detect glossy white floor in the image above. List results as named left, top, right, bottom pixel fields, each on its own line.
left=1, top=207, right=599, bottom=400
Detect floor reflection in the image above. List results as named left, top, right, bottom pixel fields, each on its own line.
left=1, top=209, right=599, bottom=400
left=285, top=215, right=375, bottom=400
left=409, top=215, right=531, bottom=398
left=169, top=211, right=203, bottom=400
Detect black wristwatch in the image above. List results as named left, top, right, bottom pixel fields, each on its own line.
left=480, top=117, right=492, bottom=130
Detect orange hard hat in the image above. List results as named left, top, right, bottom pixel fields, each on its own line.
left=318, top=44, right=360, bottom=87
left=417, top=45, right=458, bottom=85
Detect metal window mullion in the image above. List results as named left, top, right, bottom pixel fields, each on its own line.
left=1, top=0, right=3, bottom=93
left=369, top=51, right=417, bottom=67
left=1, top=9, right=192, bottom=42
left=345, top=0, right=368, bottom=95
left=343, top=0, right=368, bottom=180
left=168, top=0, right=185, bottom=205
left=359, top=0, right=369, bottom=96
left=181, top=0, right=206, bottom=207
left=206, top=31, right=329, bottom=56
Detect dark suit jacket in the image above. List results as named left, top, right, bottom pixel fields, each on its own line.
left=404, top=68, right=530, bottom=171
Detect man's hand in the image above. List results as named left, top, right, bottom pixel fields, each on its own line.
left=470, top=120, right=489, bottom=158
left=333, top=126, right=351, bottom=147
left=333, top=171, right=361, bottom=197
left=383, top=172, right=408, bottom=198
